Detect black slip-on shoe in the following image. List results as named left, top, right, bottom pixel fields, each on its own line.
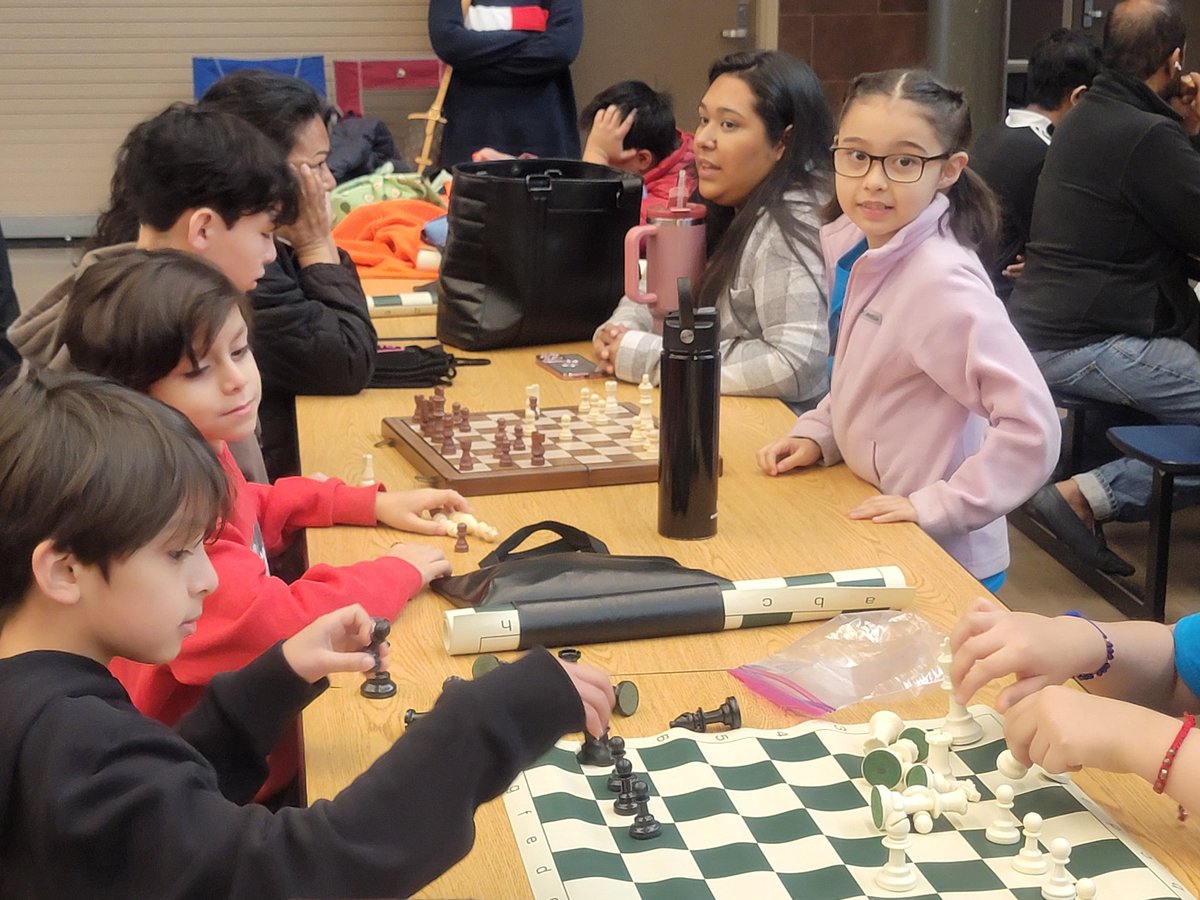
left=1025, top=485, right=1136, bottom=577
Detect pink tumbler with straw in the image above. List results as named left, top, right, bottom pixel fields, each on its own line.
left=624, top=171, right=706, bottom=335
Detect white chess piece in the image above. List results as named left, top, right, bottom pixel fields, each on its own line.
left=524, top=384, right=539, bottom=424
left=559, top=414, right=573, bottom=442
left=1075, top=877, right=1096, bottom=899
left=927, top=729, right=953, bottom=777
left=998, top=748, right=1071, bottom=785
left=875, top=817, right=918, bottom=893
left=579, top=387, right=591, bottom=414
left=904, top=764, right=982, bottom=802
left=863, top=710, right=905, bottom=753
left=940, top=638, right=983, bottom=746
left=1012, top=812, right=1048, bottom=875
left=361, top=453, right=376, bottom=487
left=1041, top=837, right=1076, bottom=899
left=985, top=783, right=1021, bottom=844
left=604, top=379, right=620, bottom=415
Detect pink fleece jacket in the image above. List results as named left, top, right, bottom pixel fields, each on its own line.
left=640, top=131, right=696, bottom=223
left=790, top=194, right=1059, bottom=578
left=110, top=443, right=423, bottom=797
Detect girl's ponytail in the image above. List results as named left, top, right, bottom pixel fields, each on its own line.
left=947, top=165, right=1001, bottom=268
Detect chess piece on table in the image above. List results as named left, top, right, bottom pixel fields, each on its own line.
left=513, top=422, right=525, bottom=450
left=985, top=783, right=1021, bottom=844
left=360, top=452, right=376, bottom=487
left=904, top=764, right=981, bottom=802
left=496, top=441, right=514, bottom=468
left=459, top=437, right=475, bottom=471
left=559, top=413, right=573, bottom=442
left=875, top=816, right=918, bottom=892
left=557, top=648, right=582, bottom=662
left=669, top=696, right=741, bottom=732
left=576, top=731, right=613, bottom=767
left=413, top=394, right=427, bottom=422
left=530, top=431, right=546, bottom=466
left=604, top=379, right=620, bottom=416
left=1041, top=837, right=1076, bottom=899
left=862, top=739, right=923, bottom=789
left=440, top=428, right=456, bottom=457
left=1075, top=877, right=1096, bottom=899
left=458, top=407, right=471, bottom=432
left=607, top=736, right=628, bottom=792
left=579, top=387, right=591, bottom=414
left=454, top=522, right=470, bottom=553
left=613, top=679, right=639, bottom=717
left=1012, top=812, right=1048, bottom=875
left=870, top=784, right=967, bottom=831
left=629, top=781, right=662, bottom=840
left=926, top=728, right=953, bottom=777
left=403, top=708, right=427, bottom=727
left=940, top=638, right=983, bottom=746
left=863, top=710, right=904, bottom=753
left=360, top=617, right=397, bottom=699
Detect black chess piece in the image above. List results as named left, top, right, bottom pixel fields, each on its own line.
left=575, top=731, right=613, bottom=767
left=607, top=736, right=628, bottom=792
left=613, top=680, right=640, bottom=717
left=629, top=781, right=662, bottom=840
left=513, top=423, right=526, bottom=450
left=669, top=696, right=741, bottom=732
left=613, top=760, right=638, bottom=815
left=360, top=617, right=397, bottom=699
left=403, top=708, right=427, bottom=726
left=557, top=647, right=582, bottom=663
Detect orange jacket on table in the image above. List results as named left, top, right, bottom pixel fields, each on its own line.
left=109, top=443, right=424, bottom=799
left=332, top=198, right=446, bottom=280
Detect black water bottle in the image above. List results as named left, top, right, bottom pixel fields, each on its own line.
left=657, top=278, right=720, bottom=539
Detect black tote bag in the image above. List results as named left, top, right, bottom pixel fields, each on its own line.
left=436, top=159, right=642, bottom=350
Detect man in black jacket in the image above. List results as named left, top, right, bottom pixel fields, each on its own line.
left=1010, top=0, right=1200, bottom=574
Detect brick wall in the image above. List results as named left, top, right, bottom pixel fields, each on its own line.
left=778, top=0, right=929, bottom=113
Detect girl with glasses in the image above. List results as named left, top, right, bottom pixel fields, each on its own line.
left=757, top=69, right=1060, bottom=592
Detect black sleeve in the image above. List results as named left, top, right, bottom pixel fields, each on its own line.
left=174, top=642, right=326, bottom=804
left=249, top=244, right=377, bottom=397
left=27, top=649, right=582, bottom=900
left=1123, top=121, right=1200, bottom=257
left=429, top=0, right=581, bottom=83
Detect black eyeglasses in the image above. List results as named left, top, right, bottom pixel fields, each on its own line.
left=830, top=147, right=951, bottom=183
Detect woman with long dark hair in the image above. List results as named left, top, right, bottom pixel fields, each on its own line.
left=594, top=50, right=834, bottom=410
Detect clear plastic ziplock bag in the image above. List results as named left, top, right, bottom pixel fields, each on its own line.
left=730, top=610, right=946, bottom=716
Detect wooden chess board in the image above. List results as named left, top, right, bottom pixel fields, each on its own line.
left=503, top=708, right=1192, bottom=900
left=381, top=402, right=659, bottom=496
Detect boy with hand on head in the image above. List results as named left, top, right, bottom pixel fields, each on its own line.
left=59, top=249, right=467, bottom=800
left=951, top=598, right=1200, bottom=816
left=473, top=80, right=696, bottom=224
left=0, top=371, right=613, bottom=899
left=7, top=103, right=295, bottom=482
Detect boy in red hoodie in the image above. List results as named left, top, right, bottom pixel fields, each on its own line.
left=60, top=248, right=469, bottom=799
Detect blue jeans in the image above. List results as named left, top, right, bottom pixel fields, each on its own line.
left=1033, top=335, right=1200, bottom=522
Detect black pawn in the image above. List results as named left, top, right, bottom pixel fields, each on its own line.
left=629, top=781, right=662, bottom=840
left=669, top=696, right=741, bottom=732
left=576, top=731, right=613, bottom=767
left=360, top=617, right=396, bottom=699
left=403, top=708, right=427, bottom=727
left=607, top=736, right=628, bottom=792
left=613, top=760, right=638, bottom=816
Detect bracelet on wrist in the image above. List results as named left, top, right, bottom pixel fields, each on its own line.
left=1153, top=713, right=1194, bottom=822
left=1063, top=611, right=1114, bottom=680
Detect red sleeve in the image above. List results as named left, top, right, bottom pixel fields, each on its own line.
left=167, top=520, right=423, bottom=687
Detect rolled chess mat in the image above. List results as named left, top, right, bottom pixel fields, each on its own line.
left=442, top=565, right=912, bottom=654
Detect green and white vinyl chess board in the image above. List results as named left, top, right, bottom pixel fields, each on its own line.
left=502, top=706, right=1192, bottom=899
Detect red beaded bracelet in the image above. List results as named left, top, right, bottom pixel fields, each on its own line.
left=1153, top=713, right=1194, bottom=822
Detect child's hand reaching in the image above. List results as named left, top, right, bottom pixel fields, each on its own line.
left=848, top=494, right=917, bottom=524
left=376, top=488, right=472, bottom=534
left=1003, top=684, right=1170, bottom=777
left=557, top=658, right=615, bottom=740
left=593, top=323, right=629, bottom=375
left=755, top=437, right=822, bottom=475
left=582, top=106, right=638, bottom=169
left=386, top=542, right=452, bottom=585
left=950, top=597, right=1111, bottom=711
left=282, top=604, right=384, bottom=684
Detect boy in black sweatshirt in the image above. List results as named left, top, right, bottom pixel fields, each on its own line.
left=0, top=371, right=613, bottom=899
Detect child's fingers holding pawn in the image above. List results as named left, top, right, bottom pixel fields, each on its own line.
left=556, top=658, right=615, bottom=740
left=282, top=604, right=380, bottom=684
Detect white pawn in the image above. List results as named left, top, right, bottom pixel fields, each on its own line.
left=876, top=817, right=918, bottom=893
left=1075, top=877, right=1096, bottom=899
left=1041, top=837, right=1076, bottom=899
left=1012, top=812, right=1048, bottom=875
left=863, top=710, right=905, bottom=753
left=985, top=784, right=1021, bottom=845
left=579, top=387, right=591, bottom=414
left=996, top=748, right=1029, bottom=780
left=604, top=379, right=620, bottom=415
left=559, top=413, right=573, bottom=442
left=361, top=452, right=376, bottom=487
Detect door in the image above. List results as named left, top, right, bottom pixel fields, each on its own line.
left=572, top=0, right=756, bottom=141
left=1071, top=0, right=1118, bottom=43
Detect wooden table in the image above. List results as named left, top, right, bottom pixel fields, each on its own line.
left=297, top=319, right=1198, bottom=897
